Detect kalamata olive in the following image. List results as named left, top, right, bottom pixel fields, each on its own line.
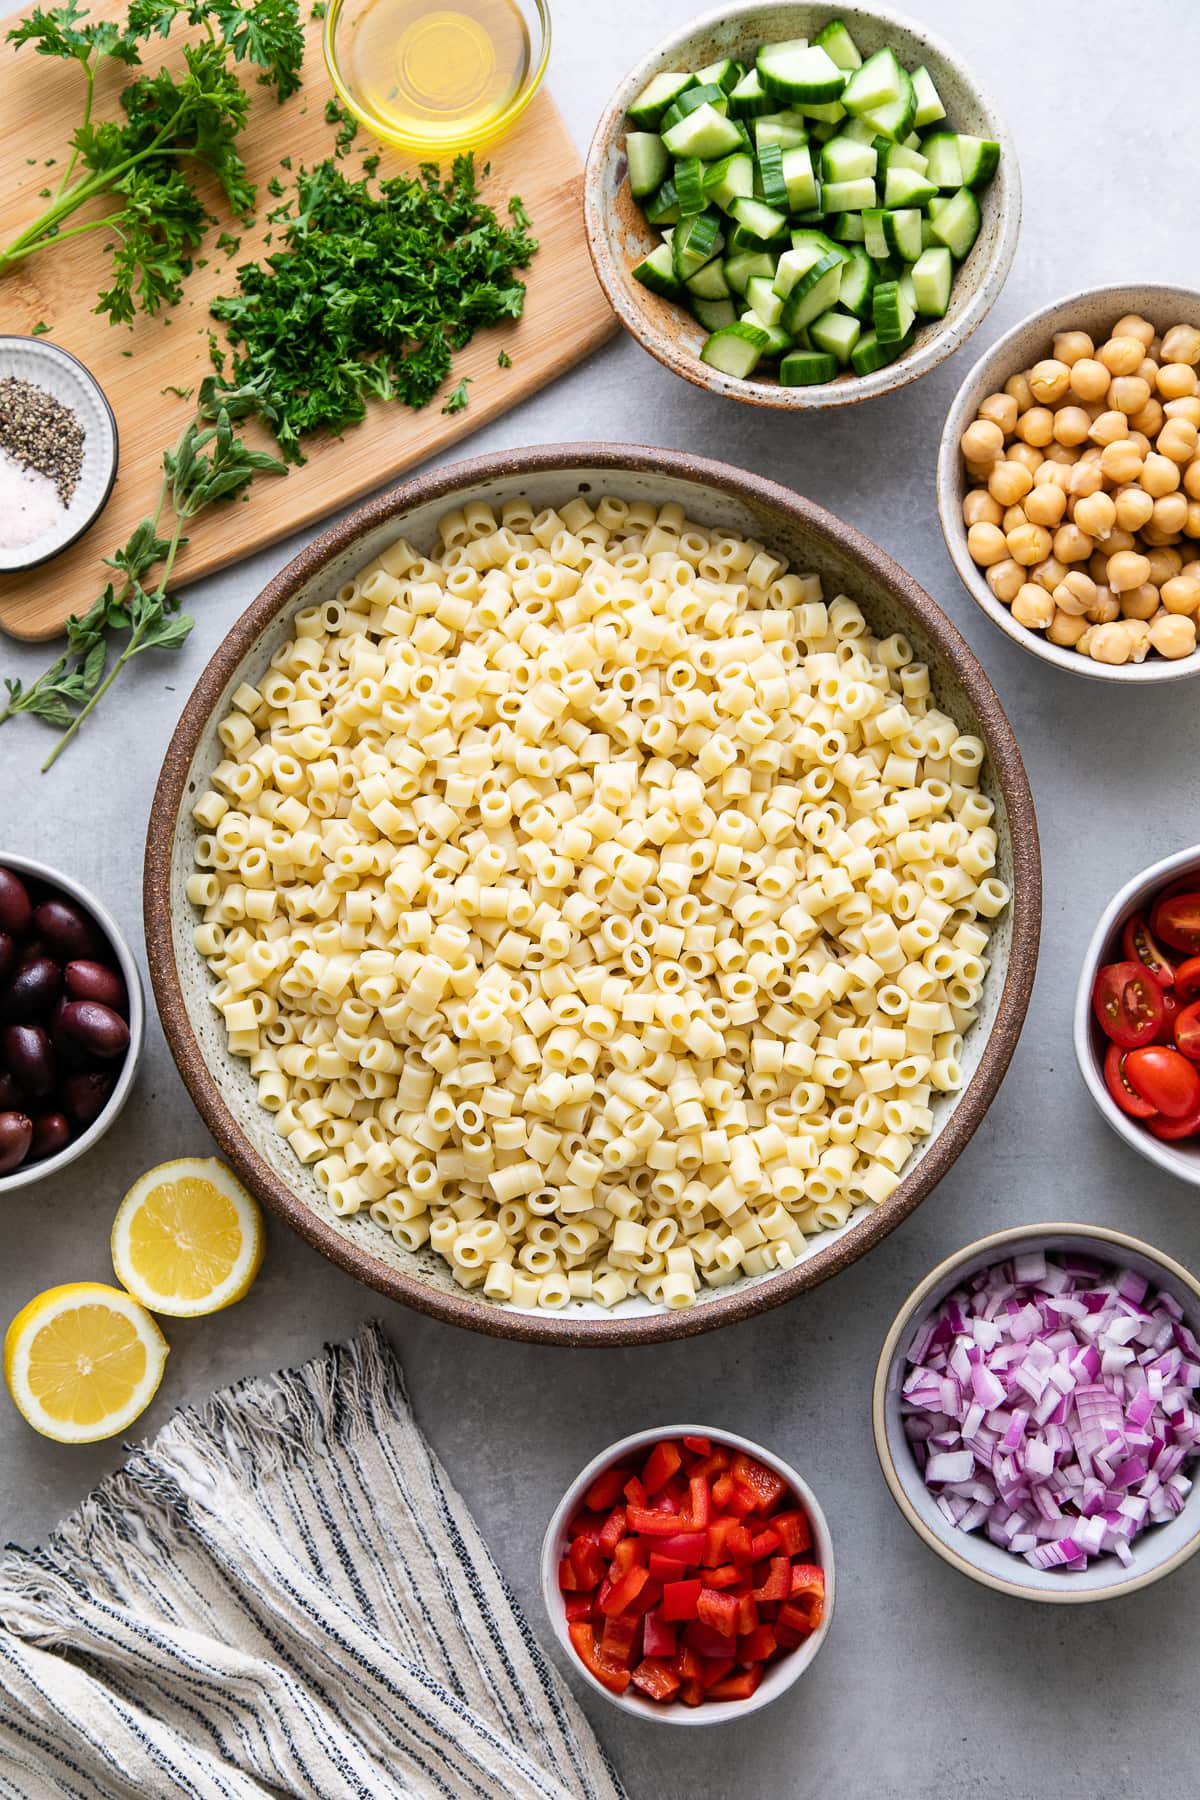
left=61, top=1069, right=116, bottom=1127
left=30, top=1112, right=71, bottom=1160
left=2, top=1024, right=55, bottom=1098
left=64, top=959, right=127, bottom=1016
left=0, top=1110, right=33, bottom=1175
left=33, top=897, right=102, bottom=962
left=0, top=931, right=14, bottom=983
left=2, top=955, right=61, bottom=1022
left=0, top=869, right=33, bottom=938
left=58, top=1000, right=130, bottom=1060
left=0, top=1074, right=18, bottom=1111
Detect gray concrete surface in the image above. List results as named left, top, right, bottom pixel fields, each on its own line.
left=2, top=4, right=1198, bottom=1795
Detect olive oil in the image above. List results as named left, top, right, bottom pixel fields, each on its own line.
left=347, top=0, right=532, bottom=150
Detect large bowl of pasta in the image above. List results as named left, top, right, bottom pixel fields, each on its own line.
left=145, top=445, right=1041, bottom=1344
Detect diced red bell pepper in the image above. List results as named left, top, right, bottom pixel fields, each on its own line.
left=567, top=1510, right=608, bottom=1539
left=771, top=1508, right=812, bottom=1557
left=623, top=1475, right=647, bottom=1508
left=731, top=1452, right=787, bottom=1511
left=600, top=1564, right=649, bottom=1616
left=682, top=1434, right=711, bottom=1456
left=683, top=1621, right=741, bottom=1660
left=711, top=1473, right=735, bottom=1509
left=753, top=1557, right=791, bottom=1603
left=564, top=1595, right=595, bottom=1622
left=558, top=1557, right=579, bottom=1593
left=642, top=1609, right=677, bottom=1659
left=678, top=1679, right=704, bottom=1707
left=626, top=1578, right=663, bottom=1618
left=789, top=1563, right=825, bottom=1606
left=653, top=1530, right=707, bottom=1562
left=600, top=1611, right=640, bottom=1664
left=648, top=1552, right=690, bottom=1584
left=676, top=1645, right=702, bottom=1684
left=737, top=1625, right=778, bottom=1662
left=704, top=1563, right=742, bottom=1590
left=685, top=1475, right=711, bottom=1529
left=734, top=1592, right=757, bottom=1636
left=599, top=1506, right=627, bottom=1556
left=631, top=1657, right=681, bottom=1702
left=568, top=1622, right=631, bottom=1694
left=689, top=1447, right=732, bottom=1480
left=696, top=1587, right=740, bottom=1637
left=661, top=1578, right=703, bottom=1621
left=724, top=1481, right=759, bottom=1519
left=706, top=1666, right=763, bottom=1702
left=568, top=1536, right=606, bottom=1590
left=610, top=1535, right=646, bottom=1576
left=642, top=1440, right=683, bottom=1494
left=627, top=1506, right=689, bottom=1536
left=584, top=1466, right=630, bottom=1512
left=725, top=1524, right=754, bottom=1563
left=699, top=1657, right=736, bottom=1689
left=703, top=1517, right=736, bottom=1566
left=749, top=1527, right=780, bottom=1559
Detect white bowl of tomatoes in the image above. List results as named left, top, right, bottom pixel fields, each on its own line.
left=541, top=1425, right=833, bottom=1724
left=1075, top=847, right=1200, bottom=1180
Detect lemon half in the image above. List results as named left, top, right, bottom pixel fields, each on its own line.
left=111, top=1157, right=264, bottom=1318
left=4, top=1282, right=168, bottom=1443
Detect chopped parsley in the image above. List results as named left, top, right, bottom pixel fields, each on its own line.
left=442, top=377, right=470, bottom=414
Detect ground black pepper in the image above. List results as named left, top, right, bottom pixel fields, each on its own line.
left=0, top=377, right=85, bottom=505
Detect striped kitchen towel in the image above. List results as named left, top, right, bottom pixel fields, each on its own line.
left=0, top=1323, right=625, bottom=1800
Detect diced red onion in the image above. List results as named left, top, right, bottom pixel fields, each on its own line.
left=902, top=1254, right=1200, bottom=1573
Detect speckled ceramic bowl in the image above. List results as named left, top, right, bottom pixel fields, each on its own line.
left=145, top=444, right=1041, bottom=1345
left=874, top=1223, right=1200, bottom=1602
left=0, top=337, right=118, bottom=572
left=937, top=283, right=1200, bottom=684
left=541, top=1424, right=834, bottom=1721
left=1074, top=844, right=1200, bottom=1185
left=584, top=2, right=1020, bottom=411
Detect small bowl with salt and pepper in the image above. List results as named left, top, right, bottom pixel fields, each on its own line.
left=0, top=336, right=118, bottom=572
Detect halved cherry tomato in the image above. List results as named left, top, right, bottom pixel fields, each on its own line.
left=1152, top=891, right=1200, bottom=956
left=1092, top=961, right=1165, bottom=1048
left=1147, top=1099, right=1200, bottom=1140
left=1175, top=999, right=1200, bottom=1062
left=1155, top=989, right=1180, bottom=1045
left=1123, top=1046, right=1200, bottom=1119
left=1104, top=1043, right=1158, bottom=1119
left=1175, top=957, right=1200, bottom=1002
left=1123, top=913, right=1175, bottom=986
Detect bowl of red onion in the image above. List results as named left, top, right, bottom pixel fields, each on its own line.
left=873, top=1224, right=1200, bottom=1602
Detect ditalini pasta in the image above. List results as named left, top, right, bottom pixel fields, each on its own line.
left=188, top=496, right=1008, bottom=1312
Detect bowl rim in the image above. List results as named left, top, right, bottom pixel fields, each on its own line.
left=0, top=336, right=120, bottom=574
left=539, top=1421, right=835, bottom=1723
left=871, top=1219, right=1200, bottom=1603
left=0, top=851, right=143, bottom=1191
left=322, top=0, right=552, bottom=156
left=144, top=440, right=1042, bottom=1346
left=583, top=0, right=1022, bottom=411
left=1072, top=842, right=1200, bottom=1183
left=935, top=280, right=1200, bottom=684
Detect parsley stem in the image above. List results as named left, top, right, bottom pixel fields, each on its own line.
left=55, top=58, right=96, bottom=200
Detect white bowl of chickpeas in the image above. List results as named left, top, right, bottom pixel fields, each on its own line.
left=937, top=284, right=1200, bottom=680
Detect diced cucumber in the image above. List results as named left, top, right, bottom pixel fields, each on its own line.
left=701, top=321, right=769, bottom=377
left=728, top=68, right=775, bottom=119
left=780, top=348, right=838, bottom=385
left=696, top=56, right=743, bottom=94
left=702, top=151, right=755, bottom=213
left=877, top=140, right=928, bottom=177
left=956, top=134, right=1001, bottom=187
left=850, top=327, right=907, bottom=374
left=730, top=119, right=755, bottom=152
left=729, top=194, right=791, bottom=245
left=723, top=249, right=777, bottom=295
left=790, top=226, right=845, bottom=260
left=862, top=209, right=889, bottom=260
left=835, top=243, right=875, bottom=317
left=793, top=201, right=827, bottom=225
left=662, top=104, right=743, bottom=159
left=780, top=251, right=843, bottom=332
left=780, top=145, right=819, bottom=211
left=628, top=71, right=695, bottom=130
left=820, top=134, right=877, bottom=182
left=757, top=40, right=846, bottom=103
left=755, top=142, right=790, bottom=209
left=644, top=180, right=681, bottom=226
left=873, top=271, right=915, bottom=342
left=861, top=75, right=915, bottom=142
left=911, top=245, right=953, bottom=316
left=832, top=211, right=866, bottom=243
left=822, top=177, right=877, bottom=212
left=686, top=257, right=732, bottom=300
left=660, top=82, right=727, bottom=133
left=754, top=110, right=810, bottom=151
left=740, top=310, right=792, bottom=356
left=884, top=164, right=937, bottom=208
left=809, top=307, right=861, bottom=364
left=922, top=132, right=963, bottom=190
left=841, top=115, right=878, bottom=145
left=626, top=132, right=670, bottom=198
left=632, top=241, right=681, bottom=298
left=773, top=237, right=834, bottom=297
left=841, top=47, right=907, bottom=116
left=813, top=18, right=862, bottom=70
left=692, top=295, right=738, bottom=331
left=882, top=207, right=923, bottom=262
left=910, top=64, right=946, bottom=127
left=746, top=274, right=786, bottom=327
left=920, top=216, right=938, bottom=249
left=800, top=101, right=846, bottom=126
left=674, top=157, right=706, bottom=215
left=671, top=212, right=724, bottom=280
left=929, top=186, right=981, bottom=259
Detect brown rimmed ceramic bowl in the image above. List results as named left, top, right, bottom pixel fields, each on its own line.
left=145, top=444, right=1041, bottom=1345
left=873, top=1223, right=1200, bottom=1603
left=584, top=2, right=1021, bottom=411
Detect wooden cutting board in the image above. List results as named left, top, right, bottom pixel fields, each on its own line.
left=0, top=9, right=617, bottom=641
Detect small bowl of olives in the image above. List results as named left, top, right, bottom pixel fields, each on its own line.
left=0, top=855, right=143, bottom=1190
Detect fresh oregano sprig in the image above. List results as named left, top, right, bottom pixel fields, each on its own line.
left=1, top=376, right=286, bottom=768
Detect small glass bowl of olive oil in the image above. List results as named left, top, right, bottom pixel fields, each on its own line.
left=324, top=0, right=551, bottom=157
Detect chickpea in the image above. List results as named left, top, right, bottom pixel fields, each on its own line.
left=1031, top=555, right=1068, bottom=592
left=1068, top=358, right=1111, bottom=403
left=1002, top=504, right=1029, bottom=534
left=1187, top=501, right=1200, bottom=538
left=1110, top=376, right=1152, bottom=416
left=1025, top=483, right=1067, bottom=527
left=1129, top=398, right=1165, bottom=439
left=1107, top=549, right=1152, bottom=592
left=1052, top=522, right=1093, bottom=563
left=1114, top=485, right=1155, bottom=532
left=1126, top=620, right=1153, bottom=661
left=986, top=558, right=1024, bottom=603
left=1158, top=418, right=1199, bottom=463
left=1160, top=574, right=1200, bottom=615
left=1099, top=336, right=1146, bottom=377
left=988, top=460, right=1034, bottom=506
left=963, top=489, right=1002, bottom=527
left=1075, top=626, right=1097, bottom=657
left=1162, top=325, right=1200, bottom=366
left=1145, top=547, right=1183, bottom=586
left=1005, top=371, right=1035, bottom=410
left=1141, top=452, right=1181, bottom=497
left=1149, top=612, right=1198, bottom=658
left=1165, top=397, right=1200, bottom=428
left=1052, top=330, right=1094, bottom=366
left=1052, top=405, right=1092, bottom=447
left=1016, top=406, right=1055, bottom=447
left=1104, top=528, right=1137, bottom=556
left=1006, top=522, right=1053, bottom=566
left=1073, top=490, right=1116, bottom=539
left=1090, top=410, right=1131, bottom=447
left=1007, top=440, right=1045, bottom=475
left=1099, top=439, right=1144, bottom=483
left=1048, top=608, right=1089, bottom=647
left=1158, top=363, right=1199, bottom=401
left=965, top=461, right=997, bottom=484
left=1028, top=359, right=1071, bottom=404
left=1089, top=622, right=1139, bottom=664
left=1183, top=461, right=1200, bottom=501
left=961, top=418, right=1005, bottom=464
left=1087, top=550, right=1112, bottom=586
left=967, top=521, right=1009, bottom=566
left=1138, top=357, right=1161, bottom=385
left=1149, top=337, right=1164, bottom=362
left=1041, top=442, right=1079, bottom=466
left=1009, top=583, right=1053, bottom=629
left=1127, top=430, right=1153, bottom=459
left=978, top=392, right=1019, bottom=433
left=1086, top=586, right=1121, bottom=624
left=1036, top=459, right=1072, bottom=488
left=1052, top=571, right=1096, bottom=616
left=1113, top=314, right=1157, bottom=349
left=1120, top=583, right=1160, bottom=621
left=1067, top=460, right=1104, bottom=499
left=1153, top=493, right=1189, bottom=534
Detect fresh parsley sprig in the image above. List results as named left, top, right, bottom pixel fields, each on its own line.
left=1, top=377, right=286, bottom=767
left=0, top=0, right=302, bottom=324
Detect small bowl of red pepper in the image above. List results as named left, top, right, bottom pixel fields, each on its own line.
left=541, top=1426, right=833, bottom=1723
left=1075, top=846, right=1200, bottom=1181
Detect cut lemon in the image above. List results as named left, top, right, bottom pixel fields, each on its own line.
left=4, top=1282, right=168, bottom=1443
left=111, top=1156, right=264, bottom=1317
